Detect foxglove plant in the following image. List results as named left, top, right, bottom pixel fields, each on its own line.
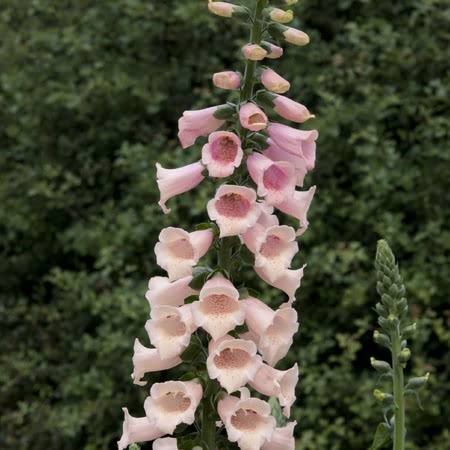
left=118, top=0, right=317, bottom=448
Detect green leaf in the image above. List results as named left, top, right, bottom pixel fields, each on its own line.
left=369, top=423, right=391, bottom=450
left=189, top=266, right=212, bottom=290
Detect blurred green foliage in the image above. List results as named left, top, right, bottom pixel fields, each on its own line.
left=1, top=0, right=449, bottom=449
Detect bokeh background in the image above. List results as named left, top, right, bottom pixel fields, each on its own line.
left=1, top=0, right=449, bottom=449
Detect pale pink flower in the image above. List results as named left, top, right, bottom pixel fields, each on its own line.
left=247, top=152, right=296, bottom=205
left=239, top=103, right=268, bottom=132
left=207, top=185, right=262, bottom=237
left=132, top=339, right=182, bottom=386
left=213, top=71, right=241, bottom=90
left=144, top=380, right=203, bottom=435
left=242, top=298, right=298, bottom=366
left=218, top=388, right=276, bottom=450
left=241, top=205, right=279, bottom=254
left=178, top=106, right=225, bottom=149
left=263, top=139, right=307, bottom=186
left=269, top=8, right=293, bottom=23
left=261, top=422, right=297, bottom=450
left=153, top=437, right=179, bottom=450
left=207, top=335, right=263, bottom=393
left=268, top=123, right=318, bottom=170
left=272, top=95, right=315, bottom=123
left=145, top=304, right=196, bottom=360
left=253, top=225, right=299, bottom=283
left=283, top=27, right=310, bottom=46
left=250, top=363, right=299, bottom=417
left=191, top=274, right=245, bottom=339
left=117, top=408, right=164, bottom=450
left=156, top=161, right=205, bottom=214
left=263, top=42, right=284, bottom=59
left=276, top=186, right=316, bottom=234
left=208, top=0, right=234, bottom=17
left=202, top=131, right=243, bottom=178
left=261, top=68, right=290, bottom=94
left=155, top=227, right=213, bottom=280
left=242, top=43, right=268, bottom=61
left=145, top=276, right=197, bottom=309
left=254, top=265, right=305, bottom=307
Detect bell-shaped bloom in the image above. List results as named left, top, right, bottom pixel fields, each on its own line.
left=272, top=95, right=314, bottom=123
left=261, top=68, right=290, bottom=94
left=153, top=437, right=179, bottom=450
left=144, top=380, right=203, bottom=435
left=145, top=275, right=197, bottom=309
left=247, top=152, right=296, bottom=205
left=268, top=123, right=318, bottom=170
left=156, top=162, right=205, bottom=214
left=191, top=274, right=245, bottom=339
left=269, top=8, right=293, bottom=23
left=261, top=422, right=297, bottom=450
left=132, top=339, right=182, bottom=386
left=239, top=103, right=268, bottom=132
left=207, top=185, right=262, bottom=237
left=218, top=388, right=276, bottom=450
left=276, top=186, right=316, bottom=234
left=242, top=298, right=298, bottom=366
left=263, top=41, right=284, bottom=59
left=241, top=204, right=279, bottom=253
left=263, top=139, right=307, bottom=186
left=283, top=26, right=309, bottom=46
left=117, top=408, right=165, bottom=450
left=250, top=363, right=298, bottom=417
left=155, top=227, right=213, bottom=280
left=178, top=106, right=225, bottom=149
left=253, top=225, right=299, bottom=283
left=255, top=265, right=305, bottom=307
left=145, top=304, right=196, bottom=360
left=202, top=131, right=243, bottom=178
left=242, top=44, right=268, bottom=61
left=213, top=71, right=241, bottom=90
left=207, top=335, right=263, bottom=393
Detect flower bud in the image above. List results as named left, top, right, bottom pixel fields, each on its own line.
left=213, top=71, right=241, bottom=90
left=373, top=330, right=391, bottom=349
left=261, top=41, right=284, bottom=59
left=242, top=43, right=268, bottom=61
left=370, top=357, right=391, bottom=373
left=406, top=373, right=429, bottom=390
left=401, top=323, right=416, bottom=339
left=285, top=0, right=298, bottom=4
left=267, top=7, right=294, bottom=23
left=373, top=389, right=393, bottom=403
left=269, top=24, right=310, bottom=46
left=398, top=348, right=411, bottom=364
left=261, top=68, right=290, bottom=94
left=208, top=1, right=249, bottom=19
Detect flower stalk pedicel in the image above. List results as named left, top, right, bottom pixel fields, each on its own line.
left=118, top=1, right=318, bottom=448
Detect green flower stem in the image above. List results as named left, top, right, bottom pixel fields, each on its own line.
left=392, top=326, right=405, bottom=450
left=202, top=380, right=218, bottom=449
left=218, top=236, right=233, bottom=274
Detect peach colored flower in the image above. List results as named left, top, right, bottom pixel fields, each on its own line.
left=213, top=71, right=241, bottom=90
left=153, top=437, right=179, bottom=450
left=145, top=276, right=197, bottom=309
left=261, top=422, right=297, bottom=450
left=239, top=103, right=268, bottom=132
left=242, top=43, right=268, bottom=61
left=261, top=68, right=290, bottom=94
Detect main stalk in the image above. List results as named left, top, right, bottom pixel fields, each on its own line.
left=392, top=327, right=405, bottom=450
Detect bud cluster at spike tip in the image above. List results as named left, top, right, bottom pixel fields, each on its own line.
left=118, top=1, right=318, bottom=449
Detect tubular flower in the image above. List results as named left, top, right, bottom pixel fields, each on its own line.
left=144, top=380, right=203, bottom=435
left=242, top=43, right=268, bottom=61
left=239, top=103, right=268, bottom=131
left=272, top=95, right=315, bottom=123
left=191, top=273, right=245, bottom=340
left=242, top=297, right=299, bottom=366
left=208, top=0, right=235, bottom=17
left=268, top=122, right=318, bottom=170
left=154, top=227, right=213, bottom=280
left=262, top=41, right=284, bottom=59
left=207, top=335, right=263, bottom=393
left=156, top=161, right=205, bottom=214
left=283, top=26, right=309, bottom=46
left=131, top=339, right=182, bottom=386
left=263, top=139, right=307, bottom=187
left=178, top=106, right=225, bottom=149
left=218, top=388, right=276, bottom=450
left=117, top=408, right=165, bottom=450
left=153, top=437, right=179, bottom=450
left=213, top=71, right=242, bottom=90
left=145, top=304, right=196, bottom=360
left=250, top=363, right=299, bottom=417
left=261, top=422, right=297, bottom=450
left=261, top=68, right=290, bottom=94
left=145, top=275, right=197, bottom=309
left=241, top=204, right=279, bottom=253
left=247, top=152, right=296, bottom=205
left=207, top=185, right=262, bottom=237
left=202, top=131, right=244, bottom=178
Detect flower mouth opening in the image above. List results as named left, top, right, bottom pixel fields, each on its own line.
left=157, top=316, right=187, bottom=337
left=158, top=392, right=191, bottom=413
left=248, top=113, right=266, bottom=125
left=212, top=137, right=239, bottom=162
left=263, top=165, right=289, bottom=190
left=231, top=408, right=261, bottom=430
left=167, top=238, right=195, bottom=259
left=214, top=348, right=251, bottom=369
left=259, top=235, right=283, bottom=258
left=203, top=294, right=238, bottom=315
left=216, top=193, right=251, bottom=218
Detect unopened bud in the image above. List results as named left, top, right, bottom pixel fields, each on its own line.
left=284, top=0, right=298, bottom=4
left=208, top=1, right=249, bottom=19
left=373, top=389, right=393, bottom=403
left=261, top=68, right=290, bottom=93
left=406, top=373, right=429, bottom=390
left=267, top=7, right=294, bottom=23
left=213, top=71, right=241, bottom=90
left=401, top=323, right=417, bottom=339
left=261, top=41, right=284, bottom=59
left=373, top=330, right=391, bottom=349
left=370, top=357, right=391, bottom=372
left=269, top=23, right=310, bottom=46
left=242, top=43, right=268, bottom=61
left=398, top=348, right=411, bottom=364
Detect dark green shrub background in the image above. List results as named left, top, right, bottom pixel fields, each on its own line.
left=1, top=1, right=449, bottom=449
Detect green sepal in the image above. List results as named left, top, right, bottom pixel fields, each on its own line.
left=240, top=245, right=255, bottom=266
left=405, top=374, right=429, bottom=390
left=189, top=266, right=213, bottom=290
left=179, top=372, right=198, bottom=382
left=231, top=6, right=252, bottom=22
left=129, top=445, right=141, bottom=450
left=255, top=90, right=277, bottom=108
left=213, top=103, right=237, bottom=120
left=268, top=23, right=288, bottom=41
left=369, top=423, right=392, bottom=450
left=184, top=294, right=199, bottom=304
left=180, top=338, right=203, bottom=362
left=373, top=330, right=391, bottom=349
left=401, top=323, right=416, bottom=339
left=268, top=397, right=286, bottom=427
